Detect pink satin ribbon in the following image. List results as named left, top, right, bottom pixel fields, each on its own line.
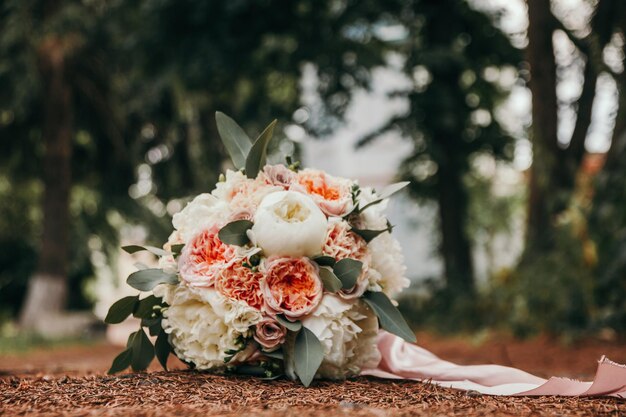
left=362, top=332, right=626, bottom=397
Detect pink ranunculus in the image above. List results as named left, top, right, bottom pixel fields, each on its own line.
left=292, top=169, right=354, bottom=217
left=178, top=225, right=235, bottom=287
left=215, top=261, right=264, bottom=310
left=260, top=257, right=322, bottom=320
left=260, top=164, right=296, bottom=189
left=254, top=317, right=287, bottom=351
left=322, top=220, right=369, bottom=262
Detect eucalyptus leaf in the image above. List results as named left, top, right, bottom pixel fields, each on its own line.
left=215, top=111, right=253, bottom=169
left=363, top=291, right=416, bottom=343
left=318, top=266, right=342, bottom=292
left=218, top=220, right=253, bottom=246
left=276, top=315, right=302, bottom=332
left=245, top=119, right=277, bottom=179
left=351, top=227, right=390, bottom=243
left=294, top=327, right=324, bottom=387
left=130, top=328, right=155, bottom=371
left=155, top=330, right=170, bottom=371
left=333, top=258, right=362, bottom=290
left=312, top=255, right=336, bottom=267
left=171, top=244, right=184, bottom=256
left=122, top=245, right=169, bottom=257
left=127, top=269, right=178, bottom=291
left=105, top=296, right=138, bottom=324
left=108, top=348, right=132, bottom=374
left=358, top=181, right=410, bottom=213
left=133, top=295, right=161, bottom=319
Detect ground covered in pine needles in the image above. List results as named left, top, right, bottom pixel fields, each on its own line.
left=1, top=332, right=625, bottom=416
left=2, top=371, right=625, bottom=417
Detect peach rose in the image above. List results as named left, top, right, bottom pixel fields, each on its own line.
left=322, top=219, right=368, bottom=262
left=260, top=257, right=322, bottom=320
left=178, top=225, right=235, bottom=287
left=292, top=169, right=354, bottom=217
left=259, top=164, right=296, bottom=189
left=215, top=261, right=264, bottom=310
left=254, top=317, right=287, bottom=351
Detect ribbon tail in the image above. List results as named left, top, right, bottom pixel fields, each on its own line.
left=362, top=331, right=626, bottom=397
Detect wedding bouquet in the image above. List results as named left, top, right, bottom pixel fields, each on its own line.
left=105, top=112, right=415, bottom=386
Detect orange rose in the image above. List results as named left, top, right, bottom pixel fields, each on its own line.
left=179, top=225, right=235, bottom=287
left=292, top=169, right=354, bottom=217
left=215, top=261, right=264, bottom=310
left=260, top=257, right=322, bottom=319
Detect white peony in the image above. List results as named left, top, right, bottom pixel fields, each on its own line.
left=367, top=233, right=410, bottom=299
left=251, top=190, right=327, bottom=257
left=172, top=194, right=229, bottom=242
left=300, top=295, right=381, bottom=380
left=159, top=285, right=260, bottom=369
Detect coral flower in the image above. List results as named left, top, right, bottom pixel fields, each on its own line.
left=261, top=257, right=322, bottom=320
left=323, top=219, right=368, bottom=262
left=293, top=169, right=354, bottom=217
left=216, top=261, right=264, bottom=310
left=179, top=225, right=235, bottom=287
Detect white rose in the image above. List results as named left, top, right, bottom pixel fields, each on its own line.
left=299, top=295, right=381, bottom=380
left=251, top=190, right=327, bottom=257
left=160, top=286, right=244, bottom=369
left=172, top=194, right=229, bottom=242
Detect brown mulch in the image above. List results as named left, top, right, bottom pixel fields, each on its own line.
left=1, top=371, right=625, bottom=417
left=1, top=331, right=625, bottom=416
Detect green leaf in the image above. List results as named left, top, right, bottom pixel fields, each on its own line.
left=294, top=327, right=324, bottom=387
left=130, top=328, right=155, bottom=371
left=155, top=330, right=170, bottom=371
left=233, top=365, right=268, bottom=377
left=127, top=269, right=178, bottom=291
left=218, top=220, right=253, bottom=246
left=351, top=226, right=390, bottom=243
left=133, top=295, right=161, bottom=319
left=122, top=245, right=169, bottom=257
left=141, top=317, right=162, bottom=336
left=333, top=258, right=363, bottom=290
left=276, top=315, right=302, bottom=332
left=358, top=181, right=410, bottom=213
left=215, top=111, right=252, bottom=169
left=363, top=291, right=416, bottom=343
left=105, top=296, right=138, bottom=324
left=171, top=244, right=184, bottom=257
left=312, top=255, right=336, bottom=267
left=108, top=348, right=132, bottom=374
left=245, top=119, right=277, bottom=179
left=318, top=266, right=342, bottom=292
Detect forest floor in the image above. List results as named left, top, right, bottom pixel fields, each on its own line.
left=1, top=331, right=625, bottom=416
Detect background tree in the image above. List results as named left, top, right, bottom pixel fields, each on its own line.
left=360, top=0, right=520, bottom=298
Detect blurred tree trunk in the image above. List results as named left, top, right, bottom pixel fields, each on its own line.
left=525, top=0, right=560, bottom=251
left=19, top=36, right=74, bottom=329
left=437, top=150, right=474, bottom=294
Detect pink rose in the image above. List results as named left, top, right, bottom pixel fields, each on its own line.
left=215, top=261, right=264, bottom=310
left=260, top=257, right=322, bottom=319
left=254, top=317, right=287, bottom=351
left=292, top=169, right=354, bottom=217
left=178, top=225, right=235, bottom=287
left=260, top=164, right=296, bottom=189
left=322, top=220, right=368, bottom=262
